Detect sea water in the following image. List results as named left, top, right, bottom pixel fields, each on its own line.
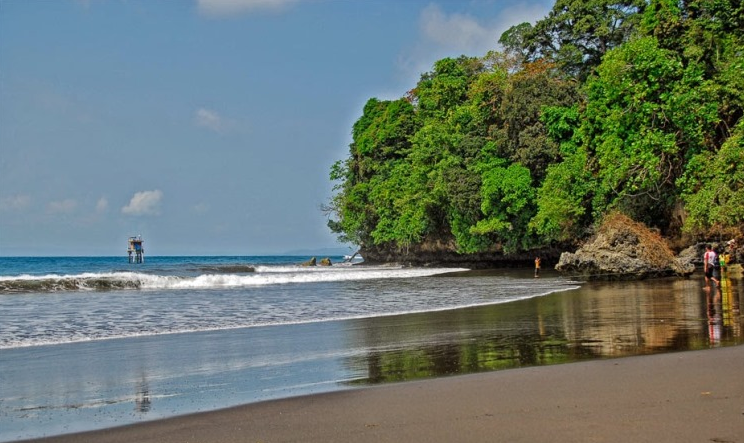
left=0, top=256, right=578, bottom=350
left=0, top=255, right=588, bottom=441
left=4, top=256, right=741, bottom=441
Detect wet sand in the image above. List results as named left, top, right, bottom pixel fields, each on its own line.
left=27, top=344, right=744, bottom=443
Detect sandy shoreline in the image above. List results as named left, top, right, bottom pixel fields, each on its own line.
left=26, top=345, right=744, bottom=443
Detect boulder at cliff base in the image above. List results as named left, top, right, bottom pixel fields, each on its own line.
left=555, top=212, right=694, bottom=279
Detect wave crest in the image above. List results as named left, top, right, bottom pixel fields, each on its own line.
left=0, top=273, right=144, bottom=293
left=0, top=267, right=465, bottom=293
left=185, top=265, right=256, bottom=274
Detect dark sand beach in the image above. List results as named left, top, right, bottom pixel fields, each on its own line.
left=27, top=345, right=744, bottom=443
left=7, top=269, right=744, bottom=442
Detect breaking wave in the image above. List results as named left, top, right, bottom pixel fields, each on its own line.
left=0, top=273, right=144, bottom=293
left=184, top=265, right=256, bottom=274
left=0, top=266, right=465, bottom=294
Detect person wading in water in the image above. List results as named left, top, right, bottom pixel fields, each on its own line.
left=703, top=244, right=720, bottom=288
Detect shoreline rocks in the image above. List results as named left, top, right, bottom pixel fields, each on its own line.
left=555, top=213, right=694, bottom=279
left=301, top=257, right=317, bottom=267
left=319, top=257, right=332, bottom=266
left=301, top=257, right=333, bottom=267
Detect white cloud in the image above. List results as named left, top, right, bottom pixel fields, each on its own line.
left=397, top=2, right=551, bottom=83
left=194, top=108, right=223, bottom=132
left=48, top=199, right=78, bottom=214
left=96, top=197, right=109, bottom=213
left=0, top=194, right=31, bottom=212
left=495, top=3, right=554, bottom=40
left=122, top=190, right=163, bottom=216
left=197, top=0, right=300, bottom=17
left=194, top=108, right=225, bottom=133
left=420, top=4, right=499, bottom=53
left=194, top=107, right=248, bottom=135
left=192, top=202, right=209, bottom=214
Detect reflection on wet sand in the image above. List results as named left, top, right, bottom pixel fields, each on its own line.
left=709, top=273, right=741, bottom=346
left=135, top=376, right=151, bottom=414
left=346, top=273, right=744, bottom=385
left=721, top=274, right=741, bottom=332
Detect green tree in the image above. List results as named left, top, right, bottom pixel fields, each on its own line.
left=499, top=22, right=533, bottom=62
left=412, top=57, right=483, bottom=121
left=328, top=0, right=744, bottom=255
left=530, top=105, right=594, bottom=242
left=640, top=0, right=744, bottom=152
left=327, top=98, right=419, bottom=246
left=351, top=98, right=418, bottom=179
left=581, top=36, right=691, bottom=227
left=526, top=0, right=646, bottom=79
left=471, top=154, right=537, bottom=252
left=680, top=121, right=744, bottom=236
left=495, top=60, right=579, bottom=182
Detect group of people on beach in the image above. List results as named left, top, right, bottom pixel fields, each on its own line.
left=703, top=241, right=735, bottom=289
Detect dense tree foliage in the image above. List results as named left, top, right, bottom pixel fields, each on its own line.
left=328, top=0, right=744, bottom=256
left=523, top=0, right=647, bottom=79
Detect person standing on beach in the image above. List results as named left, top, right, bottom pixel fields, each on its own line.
left=704, top=244, right=720, bottom=288
left=719, top=250, right=729, bottom=273
left=534, top=257, right=541, bottom=278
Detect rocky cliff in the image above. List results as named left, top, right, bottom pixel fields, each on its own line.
left=360, top=237, right=564, bottom=269
left=358, top=213, right=713, bottom=279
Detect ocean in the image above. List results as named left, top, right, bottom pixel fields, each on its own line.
left=0, top=256, right=576, bottom=350
left=1, top=256, right=741, bottom=441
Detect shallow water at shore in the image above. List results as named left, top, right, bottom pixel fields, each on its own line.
left=1, top=269, right=742, bottom=442
left=344, top=271, right=743, bottom=384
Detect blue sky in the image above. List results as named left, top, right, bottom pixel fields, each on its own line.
left=0, top=0, right=552, bottom=256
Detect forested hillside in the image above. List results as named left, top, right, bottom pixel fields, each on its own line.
left=327, top=0, right=744, bottom=262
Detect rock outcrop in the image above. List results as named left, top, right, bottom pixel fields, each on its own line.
left=555, top=212, right=695, bottom=279
left=676, top=244, right=706, bottom=270
left=301, top=257, right=317, bottom=267
left=319, top=257, right=332, bottom=266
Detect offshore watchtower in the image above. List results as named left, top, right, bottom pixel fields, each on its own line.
left=127, top=235, right=145, bottom=264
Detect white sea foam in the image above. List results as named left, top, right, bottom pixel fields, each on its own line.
left=0, top=266, right=467, bottom=293
left=153, top=267, right=464, bottom=289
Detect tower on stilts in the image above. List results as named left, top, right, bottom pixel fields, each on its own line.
left=127, top=235, right=144, bottom=264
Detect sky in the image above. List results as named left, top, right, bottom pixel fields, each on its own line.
left=0, top=0, right=553, bottom=256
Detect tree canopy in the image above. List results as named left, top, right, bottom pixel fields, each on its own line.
left=328, top=0, right=744, bottom=256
